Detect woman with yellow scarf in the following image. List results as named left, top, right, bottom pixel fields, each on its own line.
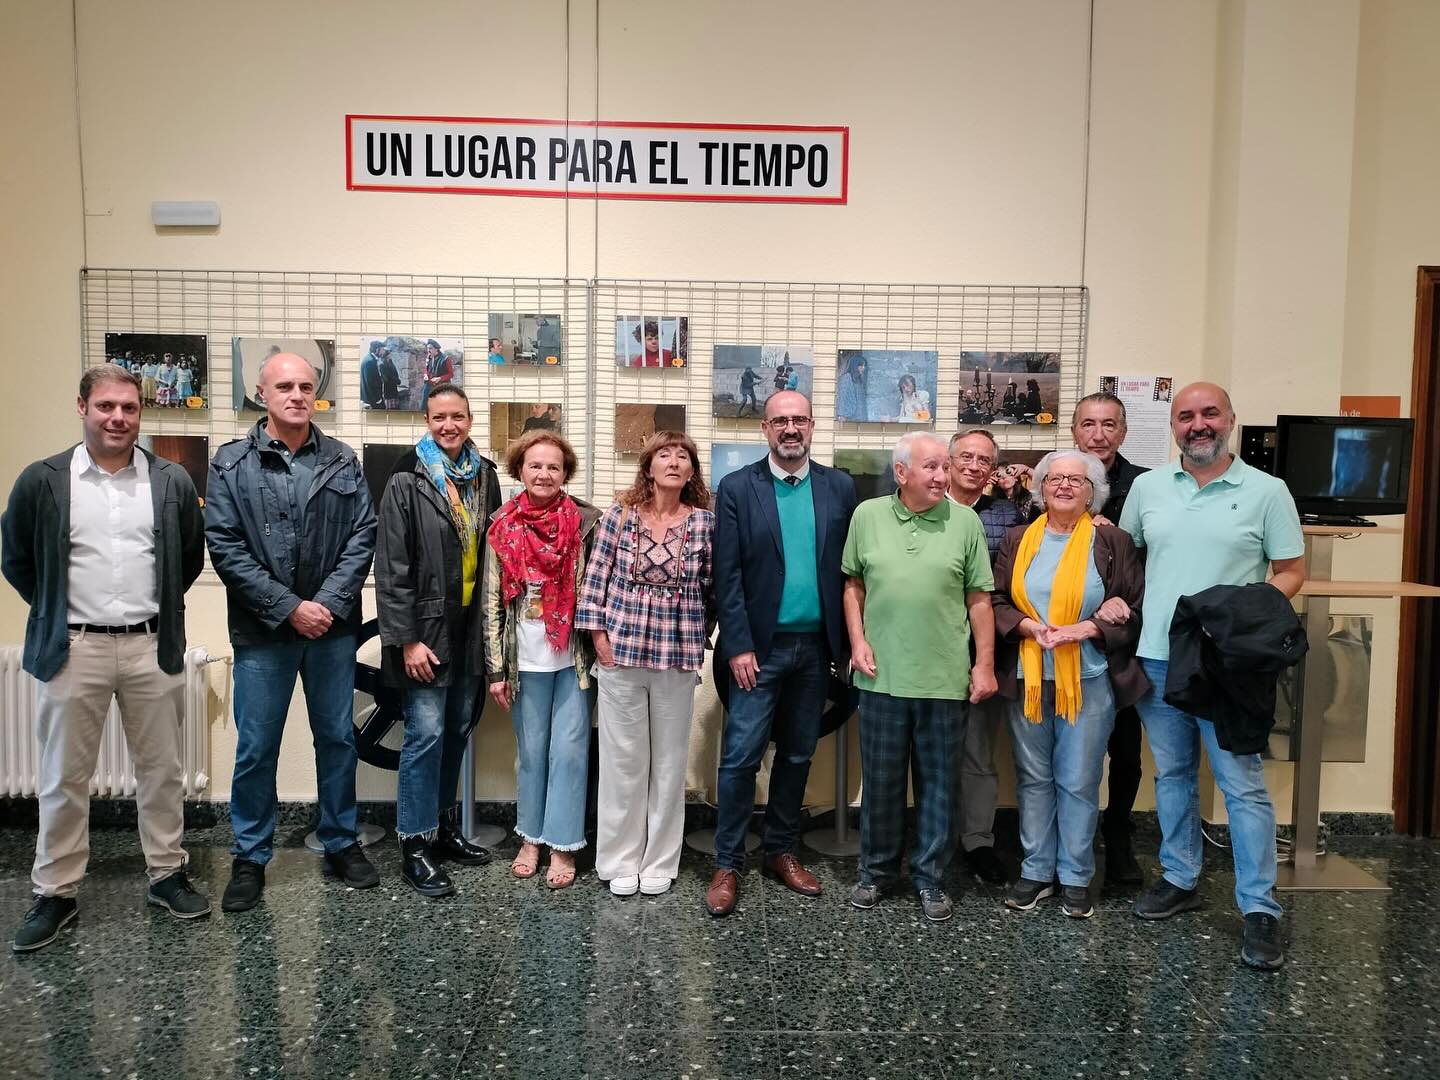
left=990, top=450, right=1148, bottom=919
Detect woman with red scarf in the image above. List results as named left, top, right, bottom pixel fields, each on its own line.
left=482, top=430, right=601, bottom=889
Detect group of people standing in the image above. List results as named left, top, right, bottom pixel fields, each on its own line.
left=3, top=358, right=1302, bottom=973
left=109, top=350, right=201, bottom=407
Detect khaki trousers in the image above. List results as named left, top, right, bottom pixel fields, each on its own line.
left=594, top=666, right=696, bottom=882
left=32, top=629, right=187, bottom=896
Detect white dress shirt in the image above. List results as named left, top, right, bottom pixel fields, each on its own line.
left=768, top=456, right=811, bottom=485
left=68, top=444, right=159, bottom=625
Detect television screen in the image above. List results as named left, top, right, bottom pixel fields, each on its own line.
left=1275, top=415, right=1412, bottom=517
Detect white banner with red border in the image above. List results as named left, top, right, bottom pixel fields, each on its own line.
left=346, top=115, right=848, bottom=204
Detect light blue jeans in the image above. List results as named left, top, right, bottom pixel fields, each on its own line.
left=397, top=674, right=481, bottom=839
left=513, top=669, right=592, bottom=851
left=1137, top=658, right=1282, bottom=918
left=1007, top=674, right=1115, bottom=887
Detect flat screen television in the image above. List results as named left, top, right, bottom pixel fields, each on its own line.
left=1274, top=414, right=1413, bottom=522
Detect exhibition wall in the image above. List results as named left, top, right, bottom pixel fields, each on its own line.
left=3, top=0, right=1437, bottom=820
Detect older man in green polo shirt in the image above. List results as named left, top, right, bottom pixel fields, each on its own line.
left=842, top=431, right=998, bottom=922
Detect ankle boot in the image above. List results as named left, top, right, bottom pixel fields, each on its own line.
left=400, top=835, right=455, bottom=898
left=1103, top=821, right=1143, bottom=886
left=432, top=808, right=493, bottom=866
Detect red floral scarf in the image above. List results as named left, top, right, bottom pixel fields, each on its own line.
left=487, top=491, right=582, bottom=651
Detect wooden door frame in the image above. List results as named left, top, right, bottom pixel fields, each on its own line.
left=1394, top=266, right=1440, bottom=835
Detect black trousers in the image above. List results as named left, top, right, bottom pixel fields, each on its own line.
left=1103, top=704, right=1142, bottom=829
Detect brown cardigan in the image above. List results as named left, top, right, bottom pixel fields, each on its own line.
left=990, top=523, right=1150, bottom=710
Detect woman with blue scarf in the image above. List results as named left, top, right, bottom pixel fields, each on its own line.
left=375, top=383, right=501, bottom=898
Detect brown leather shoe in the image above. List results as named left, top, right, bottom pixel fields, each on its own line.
left=705, top=869, right=740, bottom=917
left=761, top=853, right=822, bottom=897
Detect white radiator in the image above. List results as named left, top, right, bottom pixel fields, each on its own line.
left=0, top=645, right=215, bottom=798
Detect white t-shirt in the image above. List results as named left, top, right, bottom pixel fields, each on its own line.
left=515, top=582, right=573, bottom=673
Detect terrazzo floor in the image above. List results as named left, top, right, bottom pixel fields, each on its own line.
left=0, top=825, right=1437, bottom=1079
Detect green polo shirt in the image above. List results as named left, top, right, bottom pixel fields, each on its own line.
left=1119, top=455, right=1305, bottom=661
left=841, top=493, right=993, bottom=700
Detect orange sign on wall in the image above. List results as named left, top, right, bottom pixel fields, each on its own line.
left=1339, top=395, right=1401, bottom=418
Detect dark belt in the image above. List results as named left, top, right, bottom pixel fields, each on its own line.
left=68, top=617, right=159, bottom=635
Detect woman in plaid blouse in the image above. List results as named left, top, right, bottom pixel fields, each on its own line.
left=577, top=432, right=715, bottom=897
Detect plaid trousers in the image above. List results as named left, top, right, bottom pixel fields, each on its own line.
left=856, top=689, right=969, bottom=892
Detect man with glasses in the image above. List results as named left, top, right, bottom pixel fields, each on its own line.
left=706, top=391, right=857, bottom=917
left=944, top=429, right=1029, bottom=886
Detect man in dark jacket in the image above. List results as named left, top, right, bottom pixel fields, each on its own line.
left=1120, top=382, right=1305, bottom=970
left=2, top=364, right=208, bottom=951
left=206, top=353, right=378, bottom=912
left=1072, top=391, right=1150, bottom=884
left=706, top=391, right=857, bottom=917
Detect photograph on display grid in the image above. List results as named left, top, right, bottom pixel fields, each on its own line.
left=615, top=403, right=687, bottom=453
left=232, top=337, right=336, bottom=412
left=363, top=443, right=411, bottom=506
left=615, top=315, right=688, bottom=368
left=712, top=344, right=814, bottom=418
left=356, top=335, right=463, bottom=412
left=487, top=312, right=563, bottom=366
left=489, top=401, right=564, bottom=456
left=138, top=434, right=209, bottom=505
left=709, top=442, right=769, bottom=488
left=989, top=447, right=1046, bottom=519
left=959, top=351, right=1061, bottom=425
left=834, top=349, right=938, bottom=425
left=105, top=333, right=208, bottom=410
left=833, top=448, right=899, bottom=504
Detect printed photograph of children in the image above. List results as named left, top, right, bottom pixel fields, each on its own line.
left=487, top=312, right=564, bottom=366
left=834, top=349, right=938, bottom=425
left=616, top=316, right=688, bottom=368
left=232, top=337, right=336, bottom=412
left=105, top=333, right=208, bottom=410
left=712, top=344, right=814, bottom=418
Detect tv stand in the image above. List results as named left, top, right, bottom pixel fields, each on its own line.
left=1302, top=513, right=1377, bottom=528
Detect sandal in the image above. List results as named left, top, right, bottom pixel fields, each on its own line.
left=546, top=854, right=577, bottom=890
left=511, top=842, right=541, bottom=879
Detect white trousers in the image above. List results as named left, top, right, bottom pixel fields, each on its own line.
left=594, top=665, right=696, bottom=882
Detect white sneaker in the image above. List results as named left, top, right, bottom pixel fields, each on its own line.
left=609, top=875, right=639, bottom=896
left=639, top=876, right=672, bottom=896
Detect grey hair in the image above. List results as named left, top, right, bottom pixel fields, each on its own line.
left=1032, top=449, right=1110, bottom=513
left=258, top=351, right=319, bottom=385
left=892, top=431, right=946, bottom=470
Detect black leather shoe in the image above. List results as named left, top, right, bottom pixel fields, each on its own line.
left=323, top=842, right=380, bottom=890
left=400, top=835, right=455, bottom=898
left=432, top=809, right=493, bottom=866
left=13, top=895, right=78, bottom=952
left=221, top=859, right=265, bottom=913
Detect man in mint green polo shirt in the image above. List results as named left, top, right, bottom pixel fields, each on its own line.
left=1119, top=381, right=1305, bottom=971
left=842, top=431, right=997, bottom=922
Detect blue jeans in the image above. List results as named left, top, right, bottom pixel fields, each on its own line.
left=513, top=669, right=592, bottom=851
left=714, top=633, right=828, bottom=870
left=1007, top=675, right=1115, bottom=887
left=397, top=674, right=481, bottom=839
left=1137, top=658, right=1282, bottom=918
left=231, top=635, right=359, bottom=863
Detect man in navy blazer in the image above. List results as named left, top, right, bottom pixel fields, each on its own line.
left=705, top=391, right=857, bottom=917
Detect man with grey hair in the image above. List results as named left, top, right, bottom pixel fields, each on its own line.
left=206, top=352, right=378, bottom=912
left=842, top=432, right=997, bottom=921
left=3, top=364, right=209, bottom=951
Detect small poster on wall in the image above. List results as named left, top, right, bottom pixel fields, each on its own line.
left=139, top=434, right=209, bottom=505
left=104, top=333, right=208, bottom=410
left=616, top=316, right=688, bottom=368
left=615, top=403, right=687, bottom=453
left=835, top=350, right=938, bottom=425
left=712, top=345, right=814, bottom=418
left=709, top=442, right=769, bottom=488
left=1095, top=374, right=1174, bottom=468
left=357, top=335, right=464, bottom=412
left=489, top=402, right=563, bottom=455
left=487, top=313, right=563, bottom=365
left=960, top=352, right=1061, bottom=426
left=232, top=337, right=336, bottom=412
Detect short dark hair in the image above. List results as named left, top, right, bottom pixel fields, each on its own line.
left=79, top=363, right=142, bottom=402
left=506, top=429, right=579, bottom=483
left=1071, top=392, right=1128, bottom=427
left=424, top=382, right=470, bottom=415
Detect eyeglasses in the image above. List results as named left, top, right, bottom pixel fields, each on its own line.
left=1044, top=474, right=1091, bottom=489
left=952, top=452, right=994, bottom=467
left=764, top=416, right=813, bottom=429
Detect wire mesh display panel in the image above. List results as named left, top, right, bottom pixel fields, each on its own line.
left=588, top=280, right=1087, bottom=501
left=81, top=271, right=1086, bottom=504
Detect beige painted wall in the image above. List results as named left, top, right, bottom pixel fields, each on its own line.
left=1, top=0, right=1432, bottom=818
